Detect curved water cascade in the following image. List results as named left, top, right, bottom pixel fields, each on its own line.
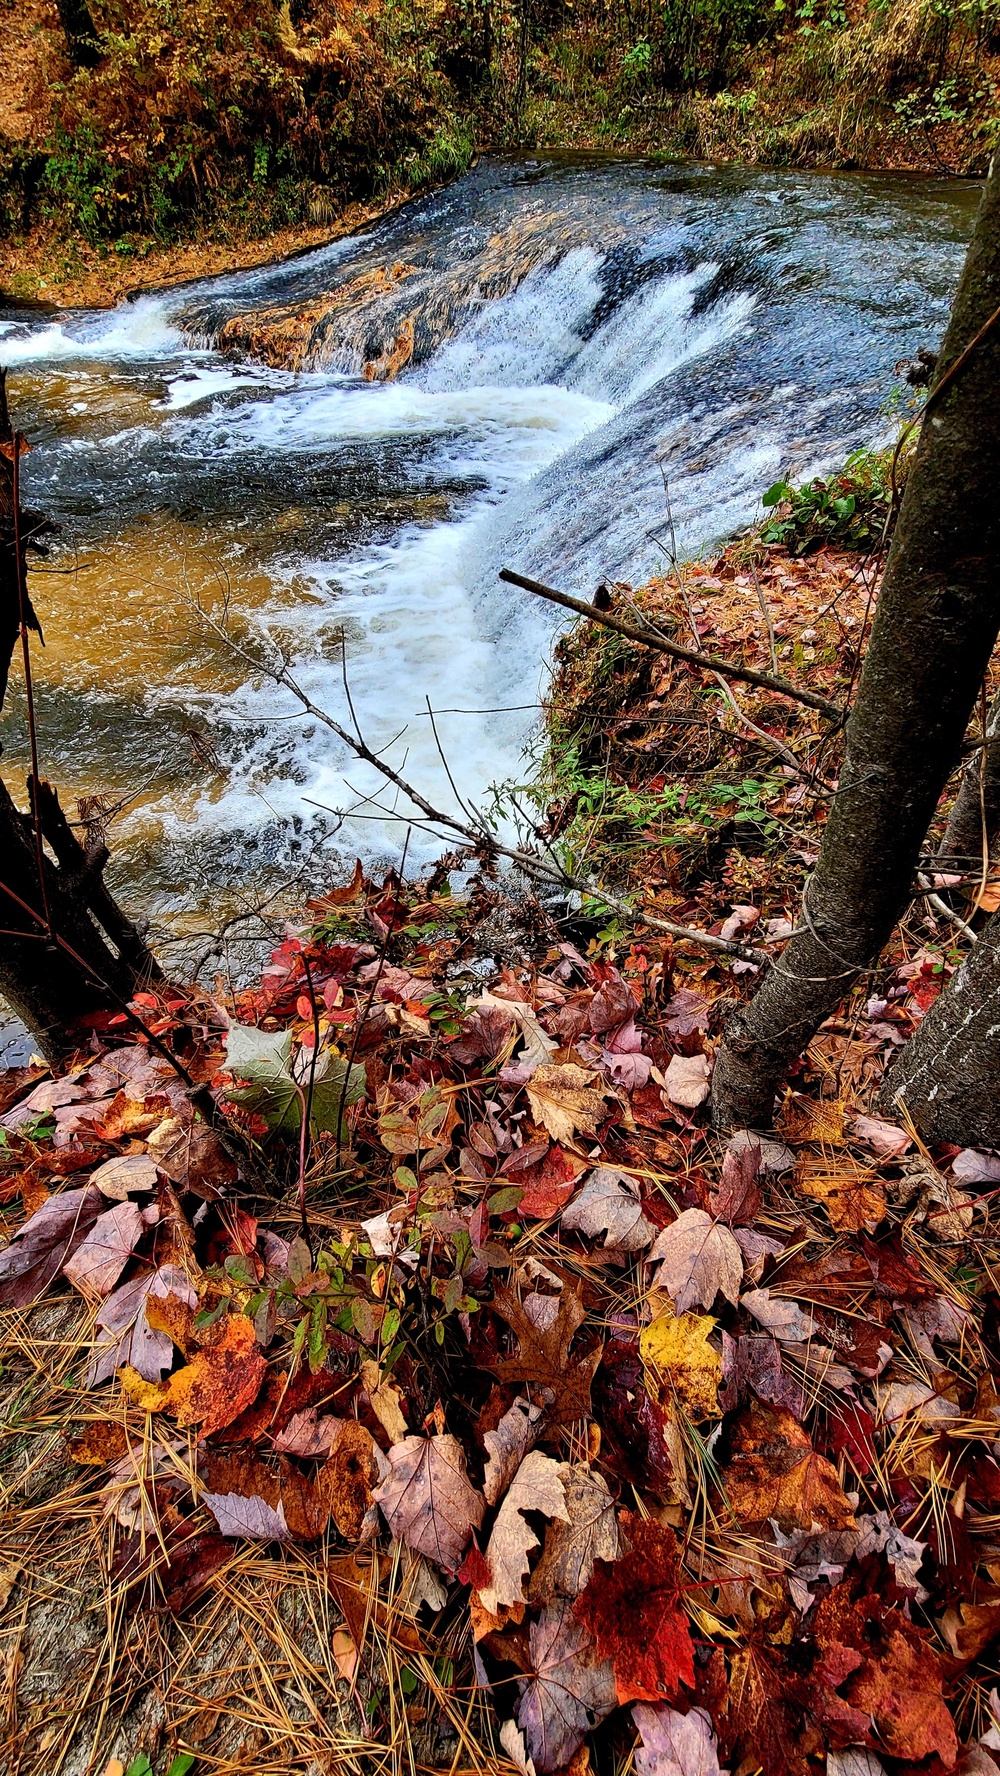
left=0, top=156, right=979, bottom=944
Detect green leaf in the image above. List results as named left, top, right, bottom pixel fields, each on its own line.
left=167, top=1758, right=196, bottom=1776
left=761, top=480, right=791, bottom=508
left=228, top=1057, right=365, bottom=1135
left=124, top=1759, right=153, bottom=1776
left=225, top=1023, right=293, bottom=1084
left=487, top=1186, right=524, bottom=1215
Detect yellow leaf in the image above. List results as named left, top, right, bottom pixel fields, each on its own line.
left=119, top=1366, right=172, bottom=1412
left=639, top=1311, right=722, bottom=1421
left=779, top=1093, right=845, bottom=1145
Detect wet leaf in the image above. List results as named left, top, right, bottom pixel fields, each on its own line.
left=0, top=1185, right=104, bottom=1307
left=649, top=1209, right=743, bottom=1313
left=323, top=1418, right=379, bottom=1541
left=640, top=1312, right=722, bottom=1420
left=663, top=1053, right=710, bottom=1108
left=721, top=1400, right=856, bottom=1533
left=90, top=1153, right=159, bottom=1200
left=273, top=1406, right=345, bottom=1458
left=716, top=1637, right=814, bottom=1776
left=632, top=1703, right=725, bottom=1776
left=203, top=1490, right=291, bottom=1540
left=561, top=1167, right=655, bottom=1250
left=481, top=1449, right=569, bottom=1612
left=529, top=1465, right=618, bottom=1604
left=63, top=1201, right=144, bottom=1300
left=483, top=1397, right=545, bottom=1506
left=526, top=1064, right=610, bottom=1151
left=740, top=1288, right=817, bottom=1343
left=489, top=1280, right=603, bottom=1426
left=574, top=1511, right=694, bottom=1704
left=709, top=1139, right=761, bottom=1225
left=798, top=1160, right=886, bottom=1233
left=373, top=1434, right=484, bottom=1575
left=591, top=1336, right=676, bottom=1497
left=87, top=1264, right=197, bottom=1387
left=119, top=1311, right=267, bottom=1438
left=516, top=1596, right=617, bottom=1774
left=516, top=1146, right=586, bottom=1218
left=808, top=1589, right=957, bottom=1765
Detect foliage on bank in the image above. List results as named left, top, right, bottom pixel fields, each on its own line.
left=0, top=0, right=998, bottom=289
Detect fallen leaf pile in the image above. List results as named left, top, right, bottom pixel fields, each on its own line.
left=6, top=530, right=1000, bottom=1773
left=5, top=853, right=1000, bottom=1776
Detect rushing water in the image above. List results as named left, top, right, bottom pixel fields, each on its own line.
left=0, top=154, right=980, bottom=947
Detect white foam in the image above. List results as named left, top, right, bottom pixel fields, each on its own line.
left=6, top=212, right=829, bottom=890
left=0, top=296, right=185, bottom=364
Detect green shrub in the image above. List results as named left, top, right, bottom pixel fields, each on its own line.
left=759, top=445, right=904, bottom=552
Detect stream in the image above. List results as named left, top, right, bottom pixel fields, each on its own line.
left=0, top=153, right=980, bottom=959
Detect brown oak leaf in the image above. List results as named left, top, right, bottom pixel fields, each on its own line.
left=489, top=1281, right=603, bottom=1426
left=573, top=1511, right=694, bottom=1704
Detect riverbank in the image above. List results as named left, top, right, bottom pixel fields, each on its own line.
left=4, top=473, right=1000, bottom=1771
left=1, top=0, right=996, bottom=310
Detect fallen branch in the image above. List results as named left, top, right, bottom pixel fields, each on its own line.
left=499, top=567, right=845, bottom=722
left=194, top=605, right=769, bottom=965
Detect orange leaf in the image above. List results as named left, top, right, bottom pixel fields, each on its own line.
left=120, top=1311, right=265, bottom=1437
left=721, top=1400, right=855, bottom=1534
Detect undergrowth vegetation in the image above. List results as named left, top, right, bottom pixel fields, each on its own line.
left=534, top=445, right=904, bottom=920
left=0, top=0, right=997, bottom=284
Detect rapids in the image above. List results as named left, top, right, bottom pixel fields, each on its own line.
left=0, top=154, right=980, bottom=949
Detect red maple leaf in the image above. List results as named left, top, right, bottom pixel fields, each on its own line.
left=573, top=1511, right=694, bottom=1704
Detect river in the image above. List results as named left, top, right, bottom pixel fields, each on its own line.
left=0, top=154, right=979, bottom=962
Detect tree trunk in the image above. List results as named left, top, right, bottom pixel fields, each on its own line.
left=0, top=368, right=162, bottom=1061
left=936, top=687, right=1000, bottom=875
left=0, top=774, right=162, bottom=1064
left=0, top=371, right=43, bottom=710
left=55, top=0, right=101, bottom=68
left=877, top=911, right=1000, bottom=1145
left=711, top=153, right=1000, bottom=1130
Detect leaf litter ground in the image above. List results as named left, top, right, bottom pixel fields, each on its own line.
left=3, top=533, right=1000, bottom=1776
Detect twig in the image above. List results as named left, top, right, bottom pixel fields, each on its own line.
left=334, top=828, right=411, bottom=1168
left=750, top=560, right=779, bottom=676
left=916, top=872, right=978, bottom=943
left=498, top=568, right=844, bottom=721
left=298, top=947, right=322, bottom=1240
left=196, top=604, right=770, bottom=965
left=11, top=435, right=52, bottom=935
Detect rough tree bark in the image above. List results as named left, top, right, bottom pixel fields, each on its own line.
left=55, top=0, right=102, bottom=68
left=936, top=687, right=1000, bottom=875
left=0, top=370, right=161, bottom=1062
left=711, top=153, right=1000, bottom=1130
left=877, top=909, right=1000, bottom=1145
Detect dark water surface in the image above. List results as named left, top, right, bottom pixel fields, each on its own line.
left=0, top=154, right=979, bottom=943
